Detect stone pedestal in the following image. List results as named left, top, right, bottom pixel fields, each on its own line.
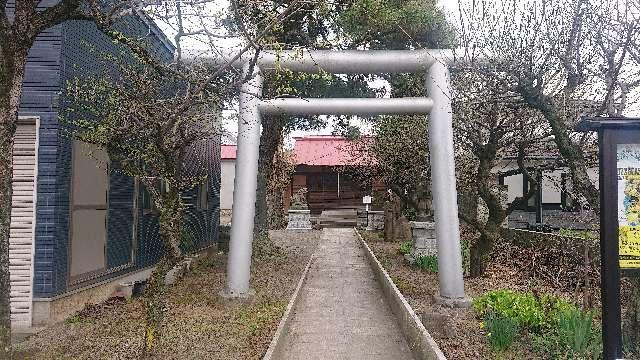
left=410, top=221, right=437, bottom=256
left=287, top=209, right=312, bottom=230
left=366, top=211, right=385, bottom=231
left=356, top=210, right=368, bottom=229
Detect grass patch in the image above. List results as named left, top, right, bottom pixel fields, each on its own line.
left=234, top=297, right=287, bottom=338
left=64, top=313, right=94, bottom=325
left=398, top=241, right=413, bottom=255
left=484, top=314, right=518, bottom=352
left=413, top=255, right=438, bottom=273
left=378, top=254, right=392, bottom=269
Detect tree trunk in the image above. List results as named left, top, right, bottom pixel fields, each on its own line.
left=141, top=191, right=184, bottom=356
left=520, top=86, right=600, bottom=211
left=469, top=222, right=499, bottom=277
left=0, top=107, right=14, bottom=357
left=0, top=47, right=28, bottom=357
left=157, top=191, right=184, bottom=260
left=140, top=256, right=179, bottom=357
left=254, top=116, right=285, bottom=241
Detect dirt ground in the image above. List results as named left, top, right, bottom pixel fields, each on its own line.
left=361, top=230, right=585, bottom=360
left=16, top=230, right=321, bottom=360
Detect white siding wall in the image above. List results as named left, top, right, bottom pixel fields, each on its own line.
left=496, top=162, right=524, bottom=203
left=9, top=116, right=39, bottom=329
left=542, top=170, right=563, bottom=204
left=220, top=160, right=236, bottom=210
left=504, top=173, right=524, bottom=203
left=588, top=168, right=600, bottom=190
left=495, top=160, right=599, bottom=206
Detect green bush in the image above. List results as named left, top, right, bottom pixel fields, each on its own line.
left=484, top=314, right=518, bottom=352
left=531, top=308, right=601, bottom=359
left=475, top=289, right=602, bottom=358
left=398, top=241, right=413, bottom=255
left=473, top=289, right=577, bottom=331
left=557, top=308, right=596, bottom=354
left=414, top=255, right=438, bottom=272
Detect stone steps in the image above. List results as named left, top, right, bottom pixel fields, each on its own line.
left=319, top=209, right=357, bottom=228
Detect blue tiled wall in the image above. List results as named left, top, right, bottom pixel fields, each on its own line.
left=17, top=23, right=63, bottom=296
left=23, top=13, right=220, bottom=298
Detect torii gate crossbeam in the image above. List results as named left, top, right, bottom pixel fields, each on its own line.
left=219, top=49, right=469, bottom=307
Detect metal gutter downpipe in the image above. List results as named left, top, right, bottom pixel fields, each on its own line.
left=222, top=63, right=263, bottom=298
left=426, top=61, right=469, bottom=306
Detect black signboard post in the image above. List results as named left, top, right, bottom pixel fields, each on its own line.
left=576, top=117, right=640, bottom=360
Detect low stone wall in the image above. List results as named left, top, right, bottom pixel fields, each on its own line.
left=356, top=230, right=447, bottom=360
left=411, top=222, right=437, bottom=257
left=508, top=210, right=597, bottom=230
left=356, top=210, right=368, bottom=229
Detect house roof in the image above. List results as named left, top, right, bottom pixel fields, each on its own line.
left=133, top=9, right=176, bottom=54
left=293, top=135, right=371, bottom=166
left=576, top=117, right=640, bottom=131
left=221, top=144, right=237, bottom=160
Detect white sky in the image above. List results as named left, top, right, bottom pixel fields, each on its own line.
left=154, top=1, right=460, bottom=146
left=156, top=1, right=639, bottom=146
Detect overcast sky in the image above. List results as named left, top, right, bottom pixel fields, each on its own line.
left=154, top=1, right=461, bottom=145
left=158, top=1, right=640, bottom=146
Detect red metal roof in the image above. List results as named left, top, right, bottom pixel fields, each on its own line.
left=293, top=135, right=371, bottom=166
left=221, top=144, right=237, bottom=160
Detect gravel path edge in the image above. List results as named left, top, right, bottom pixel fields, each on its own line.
left=262, top=239, right=317, bottom=360
left=355, top=229, right=448, bottom=360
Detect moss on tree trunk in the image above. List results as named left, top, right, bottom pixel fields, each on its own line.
left=469, top=223, right=499, bottom=277
left=0, top=109, right=14, bottom=357
left=141, top=190, right=185, bottom=356
left=0, top=48, right=28, bottom=357
left=254, top=116, right=285, bottom=241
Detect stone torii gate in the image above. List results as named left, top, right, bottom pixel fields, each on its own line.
left=215, top=49, right=469, bottom=306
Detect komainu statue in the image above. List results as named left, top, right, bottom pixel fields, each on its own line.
left=290, top=187, right=309, bottom=210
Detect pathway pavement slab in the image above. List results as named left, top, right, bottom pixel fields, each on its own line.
left=278, top=228, right=414, bottom=360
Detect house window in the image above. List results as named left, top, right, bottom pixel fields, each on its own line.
left=141, top=180, right=170, bottom=213
left=141, top=185, right=153, bottom=211
left=198, top=181, right=209, bottom=210
left=69, top=141, right=109, bottom=280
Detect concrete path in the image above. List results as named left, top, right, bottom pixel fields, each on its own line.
left=278, top=228, right=413, bottom=360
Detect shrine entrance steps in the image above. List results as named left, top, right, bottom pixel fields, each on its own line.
left=318, top=209, right=358, bottom=228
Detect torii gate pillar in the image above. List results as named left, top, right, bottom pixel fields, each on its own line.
left=425, top=61, right=468, bottom=306
left=221, top=50, right=469, bottom=307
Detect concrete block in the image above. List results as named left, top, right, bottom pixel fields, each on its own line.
left=411, top=221, right=437, bottom=257
left=366, top=210, right=384, bottom=231
left=287, top=209, right=312, bottom=230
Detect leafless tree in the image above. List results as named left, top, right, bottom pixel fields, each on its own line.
left=0, top=0, right=303, bottom=356
left=452, top=62, right=557, bottom=275
left=457, top=0, right=640, bottom=211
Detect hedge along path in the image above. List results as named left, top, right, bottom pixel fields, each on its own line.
left=277, top=228, right=413, bottom=360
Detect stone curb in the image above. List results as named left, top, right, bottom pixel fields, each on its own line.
left=354, top=229, right=448, bottom=360
left=262, top=252, right=315, bottom=360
